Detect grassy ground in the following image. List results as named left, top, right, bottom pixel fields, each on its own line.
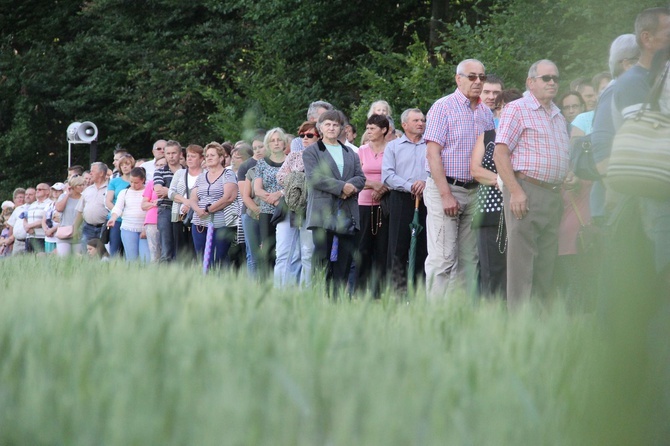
left=0, top=256, right=667, bottom=445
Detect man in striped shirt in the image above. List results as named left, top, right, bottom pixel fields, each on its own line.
left=424, top=58, right=495, bottom=300
left=494, top=59, right=570, bottom=309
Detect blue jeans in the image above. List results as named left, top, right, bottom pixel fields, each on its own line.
left=108, top=219, right=123, bottom=257
left=81, top=222, right=104, bottom=251
left=157, top=207, right=175, bottom=262
left=192, top=225, right=235, bottom=270
left=120, top=229, right=146, bottom=262
left=241, top=213, right=260, bottom=277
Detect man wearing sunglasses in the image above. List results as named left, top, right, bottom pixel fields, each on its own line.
left=142, top=139, right=167, bottom=180
left=423, top=58, right=495, bottom=301
left=493, top=59, right=570, bottom=309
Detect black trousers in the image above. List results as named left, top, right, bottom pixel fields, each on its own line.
left=355, top=204, right=389, bottom=296
left=386, top=191, right=427, bottom=292
left=258, top=212, right=277, bottom=276
left=312, top=228, right=356, bottom=298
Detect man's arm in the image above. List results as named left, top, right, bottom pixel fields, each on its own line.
left=426, top=141, right=458, bottom=217
left=493, top=143, right=527, bottom=220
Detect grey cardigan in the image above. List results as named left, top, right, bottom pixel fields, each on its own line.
left=303, top=140, right=366, bottom=232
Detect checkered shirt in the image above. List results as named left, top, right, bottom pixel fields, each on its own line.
left=495, top=93, right=570, bottom=184
left=424, top=89, right=494, bottom=182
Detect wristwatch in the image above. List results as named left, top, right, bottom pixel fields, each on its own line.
left=204, top=204, right=211, bottom=213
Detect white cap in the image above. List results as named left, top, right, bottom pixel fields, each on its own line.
left=51, top=182, right=66, bottom=191
left=1, top=200, right=14, bottom=210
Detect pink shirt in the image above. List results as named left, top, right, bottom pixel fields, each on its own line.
left=358, top=144, right=384, bottom=206
left=143, top=180, right=159, bottom=225
left=424, top=89, right=494, bottom=181
left=495, top=93, right=570, bottom=184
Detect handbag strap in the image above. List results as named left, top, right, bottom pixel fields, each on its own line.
left=184, top=168, right=190, bottom=199
left=567, top=191, right=586, bottom=227
left=637, top=60, right=670, bottom=116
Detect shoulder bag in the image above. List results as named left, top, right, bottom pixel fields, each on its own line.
left=607, top=61, right=670, bottom=200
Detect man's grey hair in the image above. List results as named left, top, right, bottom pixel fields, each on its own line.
left=165, top=140, right=182, bottom=150
left=91, top=162, right=108, bottom=175
left=635, top=7, right=670, bottom=47
left=528, top=59, right=558, bottom=78
left=306, top=101, right=334, bottom=120
left=456, top=59, right=485, bottom=75
left=609, top=34, right=641, bottom=78
left=400, top=108, right=424, bottom=124
left=152, top=139, right=166, bottom=150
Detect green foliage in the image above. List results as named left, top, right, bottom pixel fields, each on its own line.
left=349, top=34, right=456, bottom=131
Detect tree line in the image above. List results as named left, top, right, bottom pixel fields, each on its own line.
left=0, top=0, right=656, bottom=196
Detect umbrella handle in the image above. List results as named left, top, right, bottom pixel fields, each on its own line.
left=414, top=195, right=420, bottom=210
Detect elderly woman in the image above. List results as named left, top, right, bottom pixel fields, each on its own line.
left=254, top=128, right=288, bottom=277
left=275, top=121, right=319, bottom=286
left=303, top=110, right=366, bottom=296
left=54, top=176, right=87, bottom=256
left=105, top=154, right=135, bottom=256
left=107, top=167, right=149, bottom=261
left=169, top=144, right=204, bottom=261
left=188, top=142, right=239, bottom=268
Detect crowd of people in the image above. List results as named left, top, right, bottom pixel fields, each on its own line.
left=1, top=6, right=669, bottom=307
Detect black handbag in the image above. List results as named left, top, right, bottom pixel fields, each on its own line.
left=270, top=196, right=289, bottom=226
left=570, top=134, right=602, bottom=181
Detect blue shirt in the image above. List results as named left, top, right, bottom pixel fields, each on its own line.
left=382, top=135, right=428, bottom=192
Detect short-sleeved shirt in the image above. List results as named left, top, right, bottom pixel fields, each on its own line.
left=424, top=89, right=495, bottom=181
left=358, top=144, right=384, bottom=206
left=192, top=169, right=238, bottom=228
left=495, top=93, right=570, bottom=184
left=25, top=199, right=53, bottom=238
left=75, top=182, right=108, bottom=225
left=153, top=165, right=177, bottom=208
left=107, top=176, right=130, bottom=220
left=571, top=111, right=595, bottom=135
left=237, top=158, right=258, bottom=214
left=255, top=158, right=284, bottom=215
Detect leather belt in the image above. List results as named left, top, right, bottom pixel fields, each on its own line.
left=515, top=172, right=562, bottom=192
left=86, top=222, right=105, bottom=228
left=446, top=176, right=478, bottom=189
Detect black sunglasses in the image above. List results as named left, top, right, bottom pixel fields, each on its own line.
left=534, top=75, right=560, bottom=83
left=299, top=133, right=317, bottom=139
left=460, top=73, right=487, bottom=82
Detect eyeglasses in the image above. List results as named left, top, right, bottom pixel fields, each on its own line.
left=534, top=75, right=560, bottom=83
left=299, top=133, right=317, bottom=139
left=154, top=147, right=165, bottom=151
left=459, top=73, right=487, bottom=82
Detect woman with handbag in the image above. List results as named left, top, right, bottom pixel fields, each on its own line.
left=355, top=114, right=390, bottom=297
left=188, top=143, right=239, bottom=269
left=303, top=110, right=366, bottom=297
left=55, top=175, right=86, bottom=256
left=168, top=144, right=204, bottom=261
left=253, top=128, right=287, bottom=277
left=107, top=167, right=149, bottom=262
left=275, top=122, right=319, bottom=287
left=105, top=154, right=135, bottom=257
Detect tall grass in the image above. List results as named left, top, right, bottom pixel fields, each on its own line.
left=0, top=256, right=667, bottom=445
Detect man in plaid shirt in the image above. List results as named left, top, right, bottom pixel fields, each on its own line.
left=424, top=58, right=495, bottom=300
left=494, top=59, right=570, bottom=309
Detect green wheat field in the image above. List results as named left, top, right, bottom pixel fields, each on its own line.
left=0, top=256, right=667, bottom=445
